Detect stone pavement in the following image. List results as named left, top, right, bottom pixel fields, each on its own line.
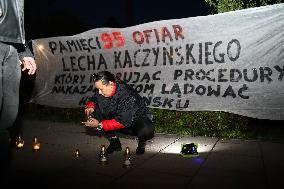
left=4, top=119, right=284, bottom=189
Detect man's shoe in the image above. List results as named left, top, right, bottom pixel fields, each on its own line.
left=106, top=138, right=122, bottom=154
left=136, top=141, right=146, bottom=155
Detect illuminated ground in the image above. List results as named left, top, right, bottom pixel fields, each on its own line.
left=4, top=119, right=284, bottom=189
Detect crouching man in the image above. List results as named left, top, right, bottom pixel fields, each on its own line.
left=84, top=71, right=155, bottom=154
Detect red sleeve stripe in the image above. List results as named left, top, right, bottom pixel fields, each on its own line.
left=102, top=119, right=125, bottom=131
left=85, top=102, right=96, bottom=110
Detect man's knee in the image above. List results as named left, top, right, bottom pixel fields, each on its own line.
left=137, top=125, right=154, bottom=141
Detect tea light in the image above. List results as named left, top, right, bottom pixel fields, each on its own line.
left=123, top=147, right=131, bottom=168
left=99, top=145, right=108, bottom=165
left=15, top=136, right=24, bottom=149
left=75, top=149, right=80, bottom=157
left=32, top=136, right=40, bottom=152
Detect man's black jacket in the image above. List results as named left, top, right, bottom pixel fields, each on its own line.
left=89, top=81, right=151, bottom=128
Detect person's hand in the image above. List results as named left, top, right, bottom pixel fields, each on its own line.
left=85, top=107, right=94, bottom=116
left=82, top=117, right=99, bottom=128
left=21, top=57, right=37, bottom=75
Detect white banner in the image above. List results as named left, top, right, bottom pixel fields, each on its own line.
left=31, top=4, right=284, bottom=120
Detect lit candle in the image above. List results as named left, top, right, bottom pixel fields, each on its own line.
left=75, top=149, right=80, bottom=157
left=123, top=147, right=131, bottom=168
left=99, top=145, right=108, bottom=165
left=15, top=136, right=24, bottom=149
left=32, top=136, right=40, bottom=152
left=33, top=143, right=40, bottom=151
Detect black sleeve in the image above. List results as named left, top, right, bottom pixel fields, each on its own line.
left=13, top=41, right=34, bottom=60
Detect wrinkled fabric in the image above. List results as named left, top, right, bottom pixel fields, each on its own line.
left=31, top=3, right=284, bottom=120
left=0, top=42, right=21, bottom=130
left=0, top=42, right=21, bottom=174
left=0, top=0, right=25, bottom=44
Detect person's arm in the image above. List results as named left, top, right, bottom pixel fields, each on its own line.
left=101, top=96, right=136, bottom=131
left=15, top=42, right=33, bottom=58
left=83, top=89, right=126, bottom=130
left=84, top=101, right=96, bottom=116
left=84, top=93, right=98, bottom=116
left=101, top=119, right=125, bottom=131
left=14, top=41, right=36, bottom=75
left=85, top=101, right=96, bottom=109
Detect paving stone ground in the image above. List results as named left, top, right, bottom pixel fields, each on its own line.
left=4, top=119, right=284, bottom=189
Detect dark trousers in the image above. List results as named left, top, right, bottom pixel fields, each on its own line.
left=0, top=42, right=21, bottom=173
left=93, top=108, right=154, bottom=142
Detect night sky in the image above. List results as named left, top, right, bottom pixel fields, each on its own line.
left=24, top=0, right=212, bottom=39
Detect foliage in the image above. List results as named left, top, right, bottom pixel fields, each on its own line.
left=22, top=104, right=284, bottom=141
left=151, top=109, right=249, bottom=138
left=205, top=0, right=284, bottom=13
left=23, top=104, right=85, bottom=123
left=23, top=104, right=249, bottom=138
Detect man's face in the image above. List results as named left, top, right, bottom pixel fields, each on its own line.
left=94, top=80, right=114, bottom=97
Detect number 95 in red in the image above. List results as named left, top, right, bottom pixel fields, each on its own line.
left=100, top=32, right=125, bottom=49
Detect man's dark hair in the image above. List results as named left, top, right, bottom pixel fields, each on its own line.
left=92, top=71, right=116, bottom=85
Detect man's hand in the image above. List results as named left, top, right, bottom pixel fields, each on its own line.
left=85, top=107, right=94, bottom=116
left=21, top=57, right=36, bottom=75
left=82, top=117, right=99, bottom=128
